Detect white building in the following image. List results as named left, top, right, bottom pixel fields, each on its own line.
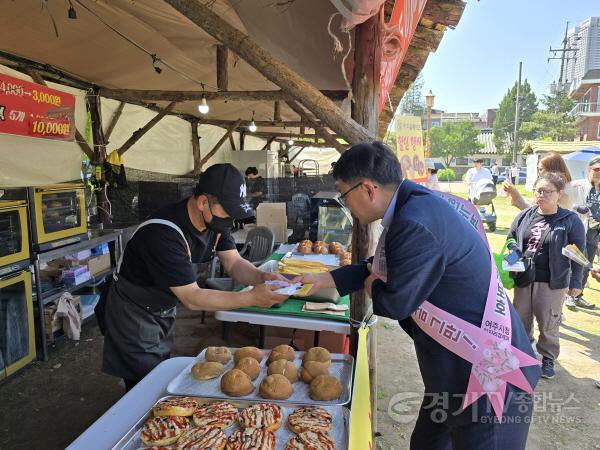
left=563, top=17, right=600, bottom=92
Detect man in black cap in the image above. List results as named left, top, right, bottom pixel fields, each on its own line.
left=101, top=164, right=287, bottom=391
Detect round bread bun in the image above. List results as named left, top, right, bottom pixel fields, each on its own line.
left=347, top=243, right=352, bottom=252
left=297, top=243, right=312, bottom=254
left=340, top=258, right=351, bottom=266
left=300, top=361, right=330, bottom=383
left=238, top=403, right=283, bottom=431
left=191, top=361, right=225, bottom=380
left=152, top=396, right=198, bottom=417
left=309, top=375, right=342, bottom=401
left=287, top=406, right=332, bottom=434
left=267, top=359, right=298, bottom=383
left=205, top=346, right=232, bottom=364
left=259, top=374, right=293, bottom=400
left=312, top=240, right=326, bottom=250
left=302, top=347, right=332, bottom=366
left=328, top=242, right=342, bottom=253
left=314, top=245, right=329, bottom=255
left=267, top=344, right=295, bottom=364
left=235, top=356, right=261, bottom=380
left=220, top=368, right=254, bottom=397
left=233, top=346, right=264, bottom=364
left=300, top=240, right=312, bottom=246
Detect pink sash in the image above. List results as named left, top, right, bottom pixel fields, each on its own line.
left=372, top=191, right=538, bottom=419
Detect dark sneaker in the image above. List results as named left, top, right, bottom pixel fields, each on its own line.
left=541, top=357, right=555, bottom=379
left=574, top=296, right=596, bottom=309
left=565, top=295, right=577, bottom=310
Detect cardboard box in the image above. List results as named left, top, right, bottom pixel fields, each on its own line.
left=263, top=326, right=349, bottom=354
left=256, top=203, right=287, bottom=242
left=87, top=253, right=111, bottom=276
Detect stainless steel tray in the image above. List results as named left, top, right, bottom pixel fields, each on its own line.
left=167, top=348, right=354, bottom=406
left=112, top=395, right=349, bottom=450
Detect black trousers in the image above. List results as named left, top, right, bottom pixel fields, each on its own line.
left=410, top=392, right=534, bottom=450
left=581, top=227, right=600, bottom=291
left=492, top=175, right=498, bottom=185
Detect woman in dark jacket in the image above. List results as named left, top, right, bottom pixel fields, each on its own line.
left=507, top=173, right=585, bottom=380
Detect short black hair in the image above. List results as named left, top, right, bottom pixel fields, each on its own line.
left=474, top=158, right=483, bottom=163
left=245, top=166, right=258, bottom=176
left=332, top=142, right=402, bottom=186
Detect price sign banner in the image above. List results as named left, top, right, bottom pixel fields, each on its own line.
left=0, top=73, right=76, bottom=141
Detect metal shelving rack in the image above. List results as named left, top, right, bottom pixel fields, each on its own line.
left=32, top=229, right=122, bottom=361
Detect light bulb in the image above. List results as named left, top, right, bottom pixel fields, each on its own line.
left=288, top=138, right=294, bottom=145
left=249, top=121, right=257, bottom=132
left=198, top=96, right=209, bottom=114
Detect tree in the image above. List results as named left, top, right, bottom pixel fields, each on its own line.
left=398, top=74, right=425, bottom=117
left=541, top=89, right=575, bottom=114
left=430, top=122, right=483, bottom=167
left=519, top=89, right=577, bottom=141
left=493, top=79, right=538, bottom=155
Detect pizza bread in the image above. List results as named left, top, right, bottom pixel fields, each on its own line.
left=176, top=426, right=227, bottom=450
left=238, top=403, right=283, bottom=431
left=285, top=430, right=336, bottom=450
left=153, top=397, right=199, bottom=417
left=192, top=401, right=238, bottom=429
left=226, top=428, right=276, bottom=450
left=287, top=406, right=333, bottom=434
left=139, top=415, right=190, bottom=447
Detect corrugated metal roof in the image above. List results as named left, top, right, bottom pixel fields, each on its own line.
left=522, top=140, right=600, bottom=154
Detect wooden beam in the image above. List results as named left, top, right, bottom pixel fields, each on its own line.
left=216, top=45, right=229, bottom=91
left=228, top=134, right=237, bottom=151
left=200, top=118, right=315, bottom=128
left=274, top=101, right=281, bottom=122
left=118, top=102, right=176, bottom=156
left=239, top=130, right=246, bottom=151
left=199, top=119, right=242, bottom=168
left=261, top=136, right=275, bottom=150
left=287, top=147, right=306, bottom=163
left=252, top=131, right=328, bottom=140
left=191, top=120, right=201, bottom=176
left=285, top=100, right=346, bottom=153
left=410, top=24, right=444, bottom=52
left=104, top=101, right=126, bottom=142
left=98, top=88, right=348, bottom=103
left=163, top=0, right=374, bottom=146
left=421, top=0, right=465, bottom=28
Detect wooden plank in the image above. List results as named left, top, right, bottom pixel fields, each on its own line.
left=98, top=88, right=348, bottom=102
left=239, top=130, right=246, bottom=151
left=200, top=119, right=314, bottom=128
left=274, top=101, right=281, bottom=122
left=261, top=136, right=275, bottom=150
left=118, top=102, right=176, bottom=156
left=199, top=119, right=242, bottom=168
left=285, top=100, right=346, bottom=153
left=104, top=101, right=126, bottom=142
left=410, top=24, right=444, bottom=52
left=163, top=0, right=374, bottom=146
left=228, top=134, right=237, bottom=151
left=216, top=45, right=229, bottom=91
left=421, top=0, right=466, bottom=28
left=191, top=120, right=201, bottom=176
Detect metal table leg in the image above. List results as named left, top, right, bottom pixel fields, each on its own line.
left=314, top=331, right=320, bottom=347
left=259, top=325, right=265, bottom=348
left=33, top=259, right=48, bottom=361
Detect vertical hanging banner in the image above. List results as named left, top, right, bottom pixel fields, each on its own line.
left=0, top=73, right=76, bottom=141
left=348, top=325, right=372, bottom=450
left=394, top=115, right=426, bottom=183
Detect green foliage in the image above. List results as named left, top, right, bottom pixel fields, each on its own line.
left=437, top=168, right=456, bottom=181
left=429, top=122, right=483, bottom=166
left=520, top=110, right=577, bottom=141
left=493, top=79, right=538, bottom=154
left=542, top=89, right=576, bottom=114
left=398, top=74, right=425, bottom=117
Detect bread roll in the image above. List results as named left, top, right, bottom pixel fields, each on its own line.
left=205, top=346, right=232, bottom=364
left=302, top=347, right=332, bottom=366
left=313, top=245, right=329, bottom=255
left=340, top=257, right=351, bottom=266
left=298, top=243, right=312, bottom=253
left=259, top=374, right=293, bottom=400
left=220, top=369, right=254, bottom=397
left=235, top=356, right=261, bottom=380
left=191, top=361, right=225, bottom=380
left=234, top=346, right=264, bottom=364
left=267, top=359, right=298, bottom=383
left=309, top=375, right=342, bottom=401
left=300, top=361, right=330, bottom=383
left=328, top=242, right=342, bottom=254
left=267, top=344, right=295, bottom=364
left=312, top=241, right=326, bottom=251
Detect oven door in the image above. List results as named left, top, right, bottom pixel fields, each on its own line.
left=0, top=201, right=30, bottom=269
left=32, top=185, right=87, bottom=244
left=0, top=270, right=35, bottom=379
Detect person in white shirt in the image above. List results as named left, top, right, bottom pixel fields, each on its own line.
left=465, top=159, right=492, bottom=200
left=510, top=163, right=520, bottom=185
left=490, top=162, right=500, bottom=185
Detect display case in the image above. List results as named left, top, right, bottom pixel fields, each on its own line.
left=0, top=200, right=30, bottom=275
left=309, top=191, right=353, bottom=246
left=29, top=184, right=87, bottom=251
left=0, top=269, right=35, bottom=380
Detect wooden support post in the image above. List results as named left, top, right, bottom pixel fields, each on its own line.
left=350, top=8, right=383, bottom=439
left=285, top=101, right=346, bottom=153
left=261, top=136, right=275, bottom=150
left=216, top=45, right=229, bottom=91
left=118, top=102, right=176, bottom=156
left=163, top=0, right=375, bottom=145
left=199, top=119, right=242, bottom=168
left=104, top=101, right=126, bottom=142
left=274, top=101, right=281, bottom=122
left=191, top=120, right=201, bottom=176
left=88, top=88, right=111, bottom=223
left=239, top=130, right=246, bottom=151
left=229, top=134, right=237, bottom=151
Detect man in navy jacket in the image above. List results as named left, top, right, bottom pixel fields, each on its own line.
left=296, top=143, right=540, bottom=449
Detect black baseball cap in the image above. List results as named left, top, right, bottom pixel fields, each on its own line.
left=195, top=164, right=254, bottom=219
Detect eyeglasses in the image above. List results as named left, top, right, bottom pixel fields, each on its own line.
left=534, top=188, right=557, bottom=196
left=337, top=182, right=362, bottom=207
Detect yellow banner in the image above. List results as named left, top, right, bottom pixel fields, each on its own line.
left=394, top=115, right=427, bottom=183
left=348, top=326, right=372, bottom=450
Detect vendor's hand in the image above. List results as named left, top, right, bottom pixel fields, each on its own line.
left=568, top=288, right=582, bottom=298
left=591, top=268, right=600, bottom=282
left=262, top=271, right=288, bottom=283
left=248, top=283, right=288, bottom=307
left=290, top=272, right=335, bottom=296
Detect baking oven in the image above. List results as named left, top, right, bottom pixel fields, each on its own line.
left=0, top=269, right=35, bottom=380
left=0, top=200, right=30, bottom=275
left=29, top=184, right=87, bottom=251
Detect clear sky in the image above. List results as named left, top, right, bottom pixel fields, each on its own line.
left=419, top=0, right=599, bottom=114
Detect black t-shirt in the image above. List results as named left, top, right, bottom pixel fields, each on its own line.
left=247, top=177, right=267, bottom=209
left=119, top=199, right=236, bottom=290
left=523, top=211, right=557, bottom=282
left=586, top=186, right=600, bottom=229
